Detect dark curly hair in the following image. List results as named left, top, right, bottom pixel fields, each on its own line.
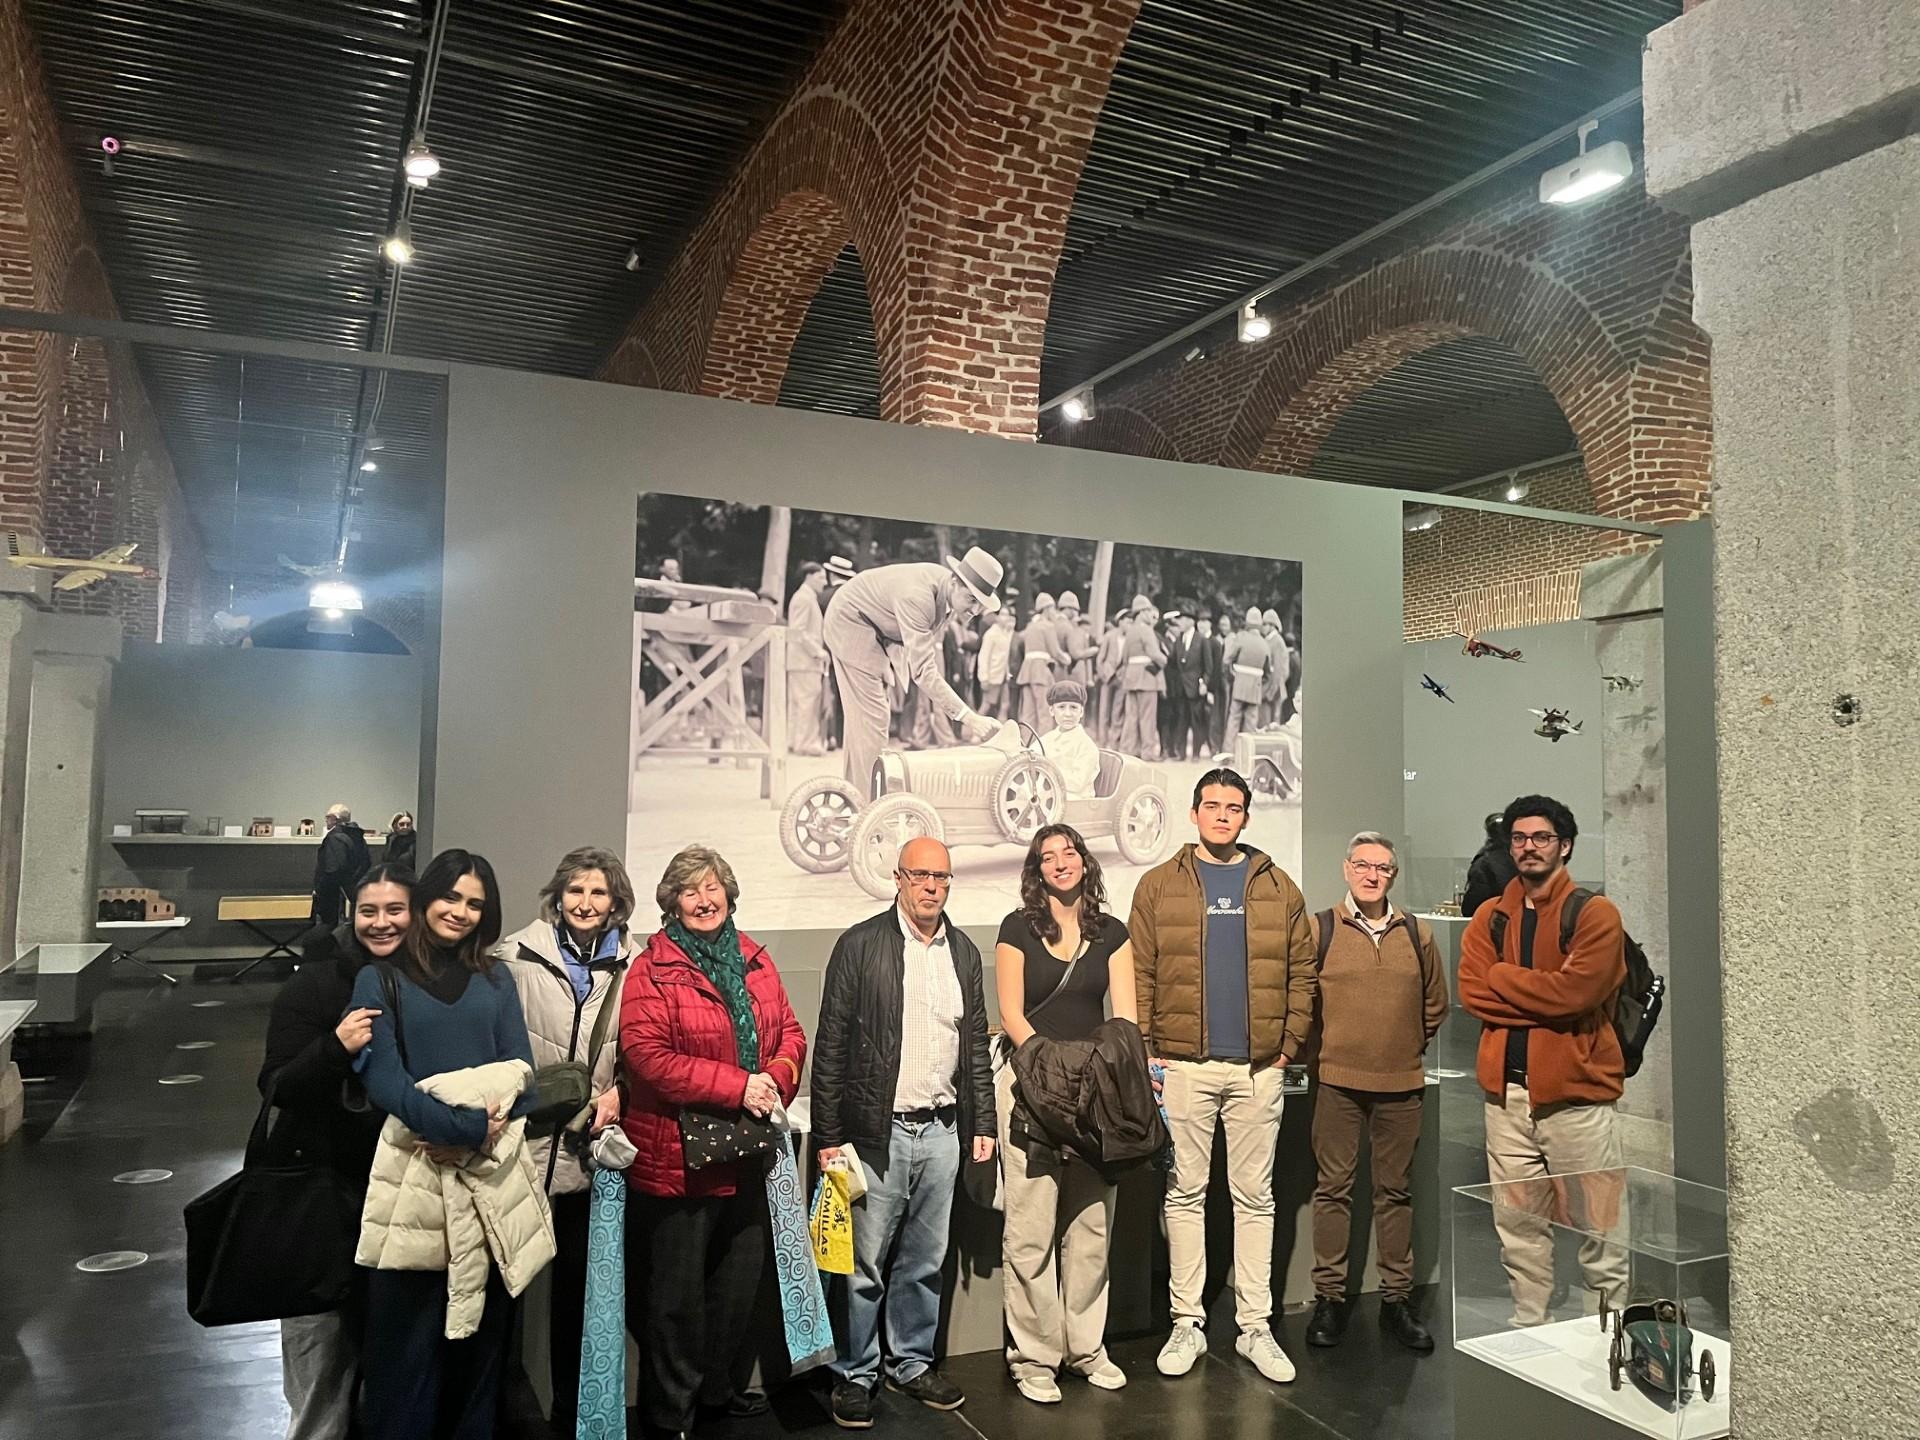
left=1501, top=794, right=1578, bottom=857
left=1017, top=823, right=1107, bottom=944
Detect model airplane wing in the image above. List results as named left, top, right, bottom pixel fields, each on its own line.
left=90, top=542, right=138, bottom=564
left=53, top=568, right=107, bottom=591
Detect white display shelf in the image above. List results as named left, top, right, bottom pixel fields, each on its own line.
left=110, top=834, right=388, bottom=847
left=1458, top=1315, right=1730, bottom=1440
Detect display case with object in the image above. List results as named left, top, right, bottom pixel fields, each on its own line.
left=1453, top=1167, right=1730, bottom=1440
left=247, top=818, right=273, bottom=838
left=133, top=809, right=190, bottom=834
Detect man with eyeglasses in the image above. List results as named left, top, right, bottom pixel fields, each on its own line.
left=1129, top=768, right=1317, bottom=1386
left=812, top=837, right=996, bottom=1428
left=1304, top=832, right=1448, bottom=1353
left=1458, top=795, right=1629, bottom=1325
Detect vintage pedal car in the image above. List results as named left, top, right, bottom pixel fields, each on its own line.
left=778, top=722, right=1172, bottom=897
left=1600, top=1296, right=1716, bottom=1403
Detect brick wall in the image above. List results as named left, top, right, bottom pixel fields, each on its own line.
left=603, top=0, right=1142, bottom=440
left=0, top=0, right=210, bottom=637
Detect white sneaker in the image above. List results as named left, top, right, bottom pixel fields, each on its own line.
left=1156, top=1320, right=1206, bottom=1376
left=1234, top=1325, right=1296, bottom=1383
left=1015, top=1373, right=1062, bottom=1404
left=1077, top=1358, right=1127, bottom=1390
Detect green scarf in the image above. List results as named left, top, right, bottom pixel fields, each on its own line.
left=668, top=917, right=760, bottom=1071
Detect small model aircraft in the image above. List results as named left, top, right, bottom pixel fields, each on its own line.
left=1531, top=706, right=1583, bottom=742
left=1602, top=674, right=1642, bottom=693
left=1461, top=631, right=1524, bottom=661
left=1420, top=673, right=1456, bottom=704
left=277, top=553, right=335, bottom=579
left=5, top=533, right=157, bottom=590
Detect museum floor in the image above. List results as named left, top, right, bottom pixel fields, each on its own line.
left=0, top=979, right=1478, bottom=1440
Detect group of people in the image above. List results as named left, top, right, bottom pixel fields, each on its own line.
left=257, top=772, right=1632, bottom=1440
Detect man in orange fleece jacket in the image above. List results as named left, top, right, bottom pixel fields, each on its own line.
left=1457, top=795, right=1628, bottom=1326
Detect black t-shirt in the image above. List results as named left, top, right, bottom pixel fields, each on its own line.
left=996, top=911, right=1128, bottom=1041
left=1504, top=906, right=1538, bottom=1079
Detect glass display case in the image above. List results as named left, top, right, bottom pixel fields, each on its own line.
left=1453, top=1167, right=1731, bottom=1440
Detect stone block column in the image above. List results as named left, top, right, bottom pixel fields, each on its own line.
left=17, top=613, right=119, bottom=945
left=0, top=567, right=45, bottom=964
left=1645, top=2, right=1920, bottom=1435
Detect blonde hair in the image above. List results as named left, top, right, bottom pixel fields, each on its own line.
left=655, top=846, right=740, bottom=924
left=538, top=846, right=636, bottom=933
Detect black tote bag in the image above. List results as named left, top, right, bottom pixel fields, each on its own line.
left=183, top=1084, right=364, bottom=1327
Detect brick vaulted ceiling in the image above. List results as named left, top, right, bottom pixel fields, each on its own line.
left=23, top=0, right=1676, bottom=584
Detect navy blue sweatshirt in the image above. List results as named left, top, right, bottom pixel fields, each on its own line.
left=350, top=960, right=537, bottom=1148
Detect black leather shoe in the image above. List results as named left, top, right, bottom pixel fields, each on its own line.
left=1380, top=1299, right=1435, bottom=1353
left=700, top=1390, right=771, bottom=1419
left=1306, top=1297, right=1347, bottom=1347
left=830, top=1381, right=875, bottom=1429
left=887, top=1370, right=965, bottom=1410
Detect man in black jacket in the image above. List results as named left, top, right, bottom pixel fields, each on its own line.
left=814, top=836, right=995, bottom=1429
left=1462, top=812, right=1518, bottom=917
left=311, top=803, right=372, bottom=927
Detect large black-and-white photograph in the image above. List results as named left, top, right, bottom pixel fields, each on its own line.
left=629, top=495, right=1303, bottom=927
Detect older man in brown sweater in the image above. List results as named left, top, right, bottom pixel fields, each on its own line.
left=1305, top=831, right=1447, bottom=1353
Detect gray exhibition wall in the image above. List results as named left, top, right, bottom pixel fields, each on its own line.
left=433, top=367, right=1406, bottom=964
left=1400, top=621, right=1607, bottom=908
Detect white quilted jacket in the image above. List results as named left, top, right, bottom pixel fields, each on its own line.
left=355, top=1059, right=557, bottom=1338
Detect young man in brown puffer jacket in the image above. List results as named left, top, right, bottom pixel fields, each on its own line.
left=1304, top=832, right=1448, bottom=1355
left=1128, top=768, right=1316, bottom=1387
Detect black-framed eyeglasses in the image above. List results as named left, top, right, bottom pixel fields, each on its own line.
left=899, top=868, right=953, bottom=886
left=1346, top=860, right=1397, bottom=877
left=1510, top=832, right=1561, bottom=849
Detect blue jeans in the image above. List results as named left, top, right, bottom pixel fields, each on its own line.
left=831, top=1113, right=960, bottom=1388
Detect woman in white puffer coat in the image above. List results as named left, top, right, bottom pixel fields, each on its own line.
left=498, top=846, right=642, bottom=1438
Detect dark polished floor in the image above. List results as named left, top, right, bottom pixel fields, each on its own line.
left=0, top=976, right=1470, bottom=1440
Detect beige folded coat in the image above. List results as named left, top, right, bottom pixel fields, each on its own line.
left=355, top=1059, right=557, bottom=1339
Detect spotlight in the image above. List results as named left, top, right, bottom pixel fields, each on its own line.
left=359, top=459, right=378, bottom=473
left=1238, top=303, right=1272, bottom=343
left=364, top=432, right=385, bottom=453
left=402, top=134, right=441, bottom=187
left=1503, top=477, right=1531, bottom=503
left=1061, top=391, right=1095, bottom=423
left=1183, top=345, right=1204, bottom=363
left=1540, top=121, right=1632, bottom=205
left=1402, top=506, right=1444, bottom=533
left=624, top=245, right=643, bottom=273
left=382, top=220, right=415, bottom=266
left=309, top=580, right=364, bottom=612
left=323, top=607, right=344, bottom=621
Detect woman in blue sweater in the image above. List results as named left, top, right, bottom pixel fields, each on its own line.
left=350, top=848, right=537, bottom=1440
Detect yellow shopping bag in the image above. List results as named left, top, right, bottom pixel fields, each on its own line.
left=809, top=1167, right=855, bottom=1275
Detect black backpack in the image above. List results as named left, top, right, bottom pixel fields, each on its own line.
left=1488, top=891, right=1665, bottom=1078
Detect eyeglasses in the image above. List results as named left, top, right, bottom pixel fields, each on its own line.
left=899, top=869, right=953, bottom=886
left=1346, top=860, right=1397, bottom=877
left=1510, top=832, right=1562, bottom=849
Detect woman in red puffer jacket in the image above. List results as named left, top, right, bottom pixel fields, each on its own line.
left=619, top=844, right=806, bottom=1437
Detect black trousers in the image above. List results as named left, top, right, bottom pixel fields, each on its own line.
left=543, top=1190, right=592, bottom=1435
left=362, top=1265, right=513, bottom=1440
left=626, top=1189, right=767, bottom=1432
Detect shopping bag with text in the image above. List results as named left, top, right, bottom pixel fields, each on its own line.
left=809, top=1167, right=855, bottom=1274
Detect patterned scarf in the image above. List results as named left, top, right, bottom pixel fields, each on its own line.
left=667, top=917, right=759, bottom=1070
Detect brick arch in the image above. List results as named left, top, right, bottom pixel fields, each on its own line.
left=1221, top=248, right=1635, bottom=516
left=701, top=189, right=857, bottom=404
left=1057, top=402, right=1185, bottom=464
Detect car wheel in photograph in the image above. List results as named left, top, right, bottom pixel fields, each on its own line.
left=1698, top=1349, right=1714, bottom=1402
left=1250, top=754, right=1294, bottom=802
left=848, top=795, right=945, bottom=899
left=779, top=777, right=865, bottom=873
left=1115, top=783, right=1169, bottom=865
left=990, top=754, right=1064, bottom=843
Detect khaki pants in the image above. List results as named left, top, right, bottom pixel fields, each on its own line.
left=1310, top=1083, right=1423, bottom=1301
left=1162, top=1059, right=1285, bottom=1331
left=995, top=1067, right=1116, bottom=1380
left=788, top=670, right=824, bottom=755
left=1120, top=689, right=1159, bottom=759
left=1483, top=1083, right=1629, bottom=1325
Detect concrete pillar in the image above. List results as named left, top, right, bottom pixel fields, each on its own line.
left=17, top=614, right=121, bottom=945
left=1645, top=3, right=1920, bottom=1435
left=0, top=567, right=48, bottom=964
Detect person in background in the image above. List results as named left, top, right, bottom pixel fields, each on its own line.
left=1054, top=592, right=1095, bottom=695
left=993, top=825, right=1136, bottom=1404
left=1093, top=607, right=1129, bottom=746
left=976, top=608, right=1016, bottom=721
left=352, top=849, right=540, bottom=1440
left=1117, top=597, right=1164, bottom=760
left=619, top=847, right=807, bottom=1440
left=1016, top=593, right=1061, bottom=732
left=1257, top=611, right=1291, bottom=730
left=385, top=811, right=418, bottom=871
left=1457, top=796, right=1629, bottom=1326
left=499, top=848, right=643, bottom=1439
left=312, top=803, right=372, bottom=929
left=1305, top=833, right=1447, bottom=1354
left=786, top=562, right=831, bottom=758
left=820, top=555, right=857, bottom=753
left=1203, top=614, right=1230, bottom=755
left=813, top=838, right=996, bottom=1429
left=260, top=862, right=415, bottom=1440
left=1165, top=611, right=1209, bottom=762
left=1037, top=680, right=1100, bottom=800
left=1129, top=769, right=1316, bottom=1387
left=1462, top=812, right=1518, bottom=917
left=1222, top=606, right=1268, bottom=750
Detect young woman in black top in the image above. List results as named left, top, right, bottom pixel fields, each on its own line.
left=992, top=823, right=1138, bottom=1404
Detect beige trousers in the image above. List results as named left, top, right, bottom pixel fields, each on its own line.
left=1483, top=1083, right=1629, bottom=1325
left=1162, top=1058, right=1285, bottom=1331
left=996, top=1065, right=1116, bottom=1379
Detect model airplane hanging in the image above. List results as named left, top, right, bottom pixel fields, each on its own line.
left=1461, top=631, right=1525, bottom=661
left=1602, top=674, right=1642, bottom=693
left=1420, top=673, right=1456, bottom=703
left=5, top=533, right=157, bottom=591
left=277, top=553, right=336, bottom=579
left=1531, top=706, right=1583, bottom=742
